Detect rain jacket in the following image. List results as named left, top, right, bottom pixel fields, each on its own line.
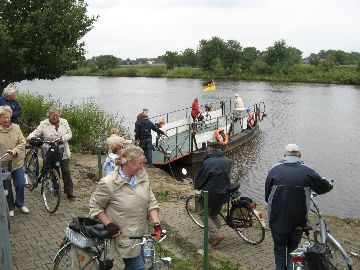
left=89, top=167, right=159, bottom=258
left=0, top=97, right=21, bottom=124
left=135, top=119, right=164, bottom=141
left=191, top=100, right=200, bottom=117
left=265, top=156, right=333, bottom=233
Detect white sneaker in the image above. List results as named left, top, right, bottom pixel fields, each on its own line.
left=9, top=210, right=14, bottom=217
left=20, top=206, right=30, bottom=214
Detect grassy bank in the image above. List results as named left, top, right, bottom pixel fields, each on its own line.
left=66, top=64, right=360, bottom=85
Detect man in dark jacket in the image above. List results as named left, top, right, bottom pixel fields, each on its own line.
left=195, top=141, right=231, bottom=247
left=265, top=144, right=333, bottom=270
left=0, top=87, right=21, bottom=124
left=135, top=113, right=165, bottom=168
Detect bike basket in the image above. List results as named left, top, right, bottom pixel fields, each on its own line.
left=234, top=196, right=255, bottom=208
left=45, top=144, right=63, bottom=165
left=305, top=243, right=329, bottom=270
left=68, top=216, right=101, bottom=234
left=29, top=137, right=43, bottom=147
left=65, top=227, right=95, bottom=248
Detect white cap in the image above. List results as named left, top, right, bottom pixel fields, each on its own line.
left=235, top=94, right=239, bottom=97
left=284, top=144, right=300, bottom=155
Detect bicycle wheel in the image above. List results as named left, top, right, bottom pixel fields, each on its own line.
left=186, top=194, right=204, bottom=228
left=327, top=238, right=352, bottom=270
left=53, top=243, right=100, bottom=270
left=42, top=168, right=61, bottom=213
left=230, top=206, right=265, bottom=245
left=24, top=151, right=38, bottom=190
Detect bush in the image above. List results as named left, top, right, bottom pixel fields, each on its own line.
left=17, top=92, right=130, bottom=153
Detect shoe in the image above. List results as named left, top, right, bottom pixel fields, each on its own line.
left=20, top=206, right=30, bottom=214
left=66, top=193, right=76, bottom=200
left=147, top=164, right=155, bottom=168
left=9, top=210, right=14, bottom=217
left=209, top=235, right=225, bottom=247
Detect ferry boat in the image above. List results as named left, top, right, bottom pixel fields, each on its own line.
left=150, top=99, right=266, bottom=167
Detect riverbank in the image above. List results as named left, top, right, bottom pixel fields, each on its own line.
left=8, top=154, right=360, bottom=269
left=66, top=64, right=360, bottom=85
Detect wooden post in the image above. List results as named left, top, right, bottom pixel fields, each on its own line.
left=97, top=145, right=102, bottom=179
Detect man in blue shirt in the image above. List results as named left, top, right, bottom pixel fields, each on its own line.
left=0, top=87, right=21, bottom=124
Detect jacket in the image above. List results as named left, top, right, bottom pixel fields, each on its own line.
left=195, top=150, right=231, bottom=208
left=0, top=97, right=21, bottom=124
left=89, top=167, right=159, bottom=258
left=234, top=96, right=244, bottom=109
left=135, top=119, right=164, bottom=141
left=265, top=156, right=333, bottom=233
left=29, top=118, right=72, bottom=159
left=0, top=124, right=26, bottom=170
left=191, top=100, right=200, bottom=117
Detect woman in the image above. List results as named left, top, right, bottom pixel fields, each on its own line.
left=89, top=146, right=161, bottom=269
left=26, top=105, right=75, bottom=200
left=0, top=106, right=29, bottom=216
left=103, top=137, right=125, bottom=175
left=0, top=87, right=21, bottom=124
left=191, top=97, right=201, bottom=122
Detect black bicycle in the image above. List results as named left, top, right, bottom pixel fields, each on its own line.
left=24, top=137, right=62, bottom=213
left=0, top=150, right=12, bottom=232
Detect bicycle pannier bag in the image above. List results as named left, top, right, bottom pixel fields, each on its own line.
left=305, top=243, right=329, bottom=270
left=45, top=144, right=63, bottom=165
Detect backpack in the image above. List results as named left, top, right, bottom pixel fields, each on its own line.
left=45, top=144, right=63, bottom=165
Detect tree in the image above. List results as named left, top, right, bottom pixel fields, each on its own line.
left=0, top=0, right=97, bottom=91
left=223, top=40, right=242, bottom=70
left=181, top=48, right=198, bottom=67
left=93, top=55, right=120, bottom=70
left=198, top=37, right=227, bottom=71
left=240, top=47, right=261, bottom=71
left=163, top=51, right=180, bottom=69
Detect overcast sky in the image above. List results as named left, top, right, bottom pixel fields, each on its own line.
left=83, top=0, right=359, bottom=60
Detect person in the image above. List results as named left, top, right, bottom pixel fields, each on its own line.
left=26, top=105, right=76, bottom=200
left=134, top=108, right=149, bottom=135
left=89, top=146, right=161, bottom=269
left=194, top=141, right=231, bottom=247
left=0, top=87, right=21, bottom=124
left=234, top=93, right=244, bottom=109
left=103, top=137, right=126, bottom=176
left=265, top=144, right=333, bottom=270
left=105, top=127, right=132, bottom=154
left=0, top=106, right=29, bottom=216
left=135, top=113, right=165, bottom=168
left=191, top=98, right=201, bottom=123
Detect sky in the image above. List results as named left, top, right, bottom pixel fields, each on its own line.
left=83, top=0, right=360, bottom=60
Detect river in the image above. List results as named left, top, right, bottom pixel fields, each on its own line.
left=17, top=76, right=360, bottom=219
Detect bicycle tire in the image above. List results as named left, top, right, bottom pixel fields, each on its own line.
left=42, top=168, right=61, bottom=213
left=186, top=194, right=204, bottom=228
left=327, top=238, right=352, bottom=270
left=230, top=206, right=265, bottom=245
left=53, top=243, right=100, bottom=270
left=24, top=150, right=38, bottom=190
left=3, top=197, right=10, bottom=232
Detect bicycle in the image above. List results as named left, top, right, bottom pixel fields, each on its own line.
left=130, top=231, right=172, bottom=270
left=0, top=150, right=12, bottom=232
left=290, top=190, right=353, bottom=270
left=183, top=169, right=266, bottom=245
left=53, top=217, right=114, bottom=270
left=24, top=137, right=62, bottom=213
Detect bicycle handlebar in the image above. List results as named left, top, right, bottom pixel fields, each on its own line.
left=129, top=231, right=167, bottom=248
left=0, top=150, right=12, bottom=161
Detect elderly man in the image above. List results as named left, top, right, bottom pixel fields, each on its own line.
left=0, top=87, right=21, bottom=124
left=234, top=93, right=244, bottom=109
left=265, top=144, right=333, bottom=270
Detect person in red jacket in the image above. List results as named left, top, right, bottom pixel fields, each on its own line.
left=191, top=98, right=201, bottom=122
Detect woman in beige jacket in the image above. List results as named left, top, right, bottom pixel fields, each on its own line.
left=0, top=106, right=29, bottom=216
left=89, top=146, right=160, bottom=269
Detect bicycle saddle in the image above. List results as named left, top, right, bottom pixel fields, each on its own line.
left=293, top=224, right=313, bottom=233
left=85, top=224, right=112, bottom=239
left=228, top=182, right=240, bottom=193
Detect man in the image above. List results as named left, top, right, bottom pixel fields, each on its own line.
left=134, top=113, right=165, bottom=168
left=0, top=87, right=21, bottom=124
left=234, top=93, right=244, bottom=109
left=195, top=141, right=231, bottom=247
left=134, top=108, right=149, bottom=135
left=265, top=144, right=333, bottom=270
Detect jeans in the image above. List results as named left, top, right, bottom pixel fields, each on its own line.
left=271, top=229, right=302, bottom=270
left=140, top=138, right=153, bottom=166
left=123, top=252, right=145, bottom=270
left=60, top=158, right=74, bottom=195
left=4, top=167, right=25, bottom=210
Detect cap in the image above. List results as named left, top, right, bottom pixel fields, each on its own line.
left=235, top=94, right=239, bottom=97
left=208, top=141, right=223, bottom=150
left=284, top=144, right=300, bottom=154
left=143, top=108, right=149, bottom=113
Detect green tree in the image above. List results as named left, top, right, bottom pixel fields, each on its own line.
left=93, top=55, right=120, bottom=70
left=181, top=48, right=198, bottom=67
left=240, top=47, right=261, bottom=71
left=198, top=37, right=227, bottom=71
left=0, top=0, right=97, bottom=91
left=163, top=51, right=180, bottom=69
left=223, top=40, right=242, bottom=70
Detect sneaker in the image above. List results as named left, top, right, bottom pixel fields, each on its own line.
left=66, top=193, right=76, bottom=200
left=9, top=210, right=14, bottom=217
left=20, top=206, right=30, bottom=214
left=209, top=235, right=225, bottom=247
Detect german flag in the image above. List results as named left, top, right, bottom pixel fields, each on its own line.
left=202, top=79, right=216, bottom=91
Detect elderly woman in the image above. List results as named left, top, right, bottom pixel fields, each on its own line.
left=0, top=87, right=21, bottom=124
left=26, top=105, right=75, bottom=200
left=0, top=106, right=29, bottom=216
left=89, top=146, right=161, bottom=269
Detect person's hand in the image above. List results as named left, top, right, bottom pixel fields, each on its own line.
left=105, top=222, right=121, bottom=237
left=153, top=222, right=162, bottom=239
left=26, top=135, right=32, bottom=141
left=10, top=149, right=17, bottom=157
left=134, top=140, right=140, bottom=146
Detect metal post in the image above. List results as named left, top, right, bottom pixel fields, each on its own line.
left=203, top=191, right=209, bottom=270
left=0, top=166, right=13, bottom=270
left=97, top=145, right=102, bottom=180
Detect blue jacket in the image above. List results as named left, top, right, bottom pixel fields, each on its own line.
left=0, top=97, right=21, bottom=124
left=135, top=119, right=164, bottom=141
left=265, top=156, right=332, bottom=233
left=195, top=150, right=231, bottom=208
